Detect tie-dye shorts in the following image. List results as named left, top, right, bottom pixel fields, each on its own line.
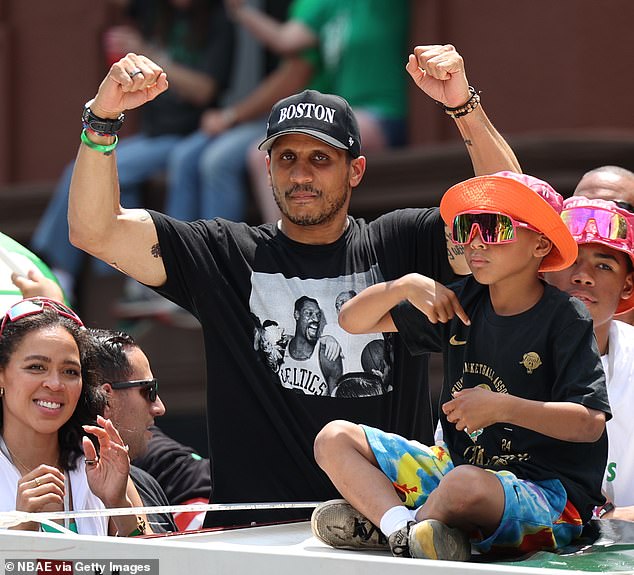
left=362, top=424, right=583, bottom=555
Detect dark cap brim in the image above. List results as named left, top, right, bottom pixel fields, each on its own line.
left=258, top=128, right=351, bottom=154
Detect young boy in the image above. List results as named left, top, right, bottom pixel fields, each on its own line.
left=311, top=171, right=611, bottom=561
left=545, top=197, right=634, bottom=519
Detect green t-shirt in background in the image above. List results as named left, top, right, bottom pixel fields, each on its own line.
left=291, top=0, right=409, bottom=120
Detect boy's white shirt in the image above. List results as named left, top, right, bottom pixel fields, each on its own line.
left=602, top=320, right=634, bottom=507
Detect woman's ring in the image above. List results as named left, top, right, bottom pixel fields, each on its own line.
left=128, top=68, right=143, bottom=79
left=85, top=458, right=98, bottom=466
left=33, top=477, right=41, bottom=487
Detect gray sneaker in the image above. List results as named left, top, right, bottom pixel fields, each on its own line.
left=387, top=521, right=414, bottom=557
left=408, top=519, right=471, bottom=561
left=311, top=499, right=389, bottom=550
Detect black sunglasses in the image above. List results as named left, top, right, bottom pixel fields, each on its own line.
left=110, top=378, right=159, bottom=402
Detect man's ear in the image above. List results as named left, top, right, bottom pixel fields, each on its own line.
left=349, top=156, right=366, bottom=189
left=265, top=154, right=273, bottom=188
left=621, top=270, right=634, bottom=301
left=101, top=383, right=114, bottom=417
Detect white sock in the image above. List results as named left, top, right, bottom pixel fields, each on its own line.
left=379, top=505, right=414, bottom=537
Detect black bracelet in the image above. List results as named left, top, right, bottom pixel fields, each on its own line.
left=82, top=100, right=125, bottom=136
left=442, top=86, right=477, bottom=111
left=596, top=501, right=615, bottom=519
left=435, top=86, right=481, bottom=119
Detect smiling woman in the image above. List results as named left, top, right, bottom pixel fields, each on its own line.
left=0, top=298, right=149, bottom=536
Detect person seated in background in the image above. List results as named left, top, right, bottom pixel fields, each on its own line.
left=225, top=0, right=411, bottom=223
left=0, top=298, right=149, bottom=536
left=134, top=425, right=211, bottom=531
left=31, top=0, right=234, bottom=310
left=88, top=328, right=177, bottom=532
left=573, top=165, right=634, bottom=326
left=312, top=172, right=609, bottom=561
left=545, top=197, right=634, bottom=521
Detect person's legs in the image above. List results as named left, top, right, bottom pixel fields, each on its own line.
left=470, top=473, right=581, bottom=556
left=315, top=424, right=474, bottom=560
left=417, top=465, right=504, bottom=533
left=164, top=131, right=211, bottom=221
left=352, top=108, right=407, bottom=150
left=31, top=163, right=85, bottom=280
left=314, top=420, right=406, bottom=526
left=115, top=133, right=183, bottom=191
left=197, top=121, right=264, bottom=221
left=246, top=142, right=279, bottom=224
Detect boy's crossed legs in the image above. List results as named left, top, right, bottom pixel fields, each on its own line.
left=313, top=420, right=581, bottom=561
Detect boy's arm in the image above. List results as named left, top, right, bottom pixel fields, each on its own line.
left=338, top=273, right=469, bottom=335
left=443, top=387, right=606, bottom=443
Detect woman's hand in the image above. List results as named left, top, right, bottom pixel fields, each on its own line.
left=82, top=415, right=131, bottom=509
left=12, top=465, right=65, bottom=531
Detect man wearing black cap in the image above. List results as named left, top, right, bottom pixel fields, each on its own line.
left=68, top=44, right=519, bottom=528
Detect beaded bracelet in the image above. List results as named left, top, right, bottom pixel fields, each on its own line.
left=440, top=86, right=481, bottom=119
left=80, top=129, right=118, bottom=156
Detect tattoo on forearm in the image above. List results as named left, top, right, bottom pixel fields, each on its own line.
left=150, top=243, right=162, bottom=258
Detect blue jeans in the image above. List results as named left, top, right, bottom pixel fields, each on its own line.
left=32, top=134, right=183, bottom=277
left=165, top=120, right=265, bottom=221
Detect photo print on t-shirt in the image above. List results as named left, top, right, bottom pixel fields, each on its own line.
left=250, top=269, right=393, bottom=398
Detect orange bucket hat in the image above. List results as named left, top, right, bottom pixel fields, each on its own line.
left=439, top=171, right=578, bottom=272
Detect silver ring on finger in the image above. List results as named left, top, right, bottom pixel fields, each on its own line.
left=128, top=67, right=143, bottom=79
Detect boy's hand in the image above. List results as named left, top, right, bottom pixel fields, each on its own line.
left=406, top=44, right=471, bottom=108
left=404, top=274, right=470, bottom=325
left=443, top=387, right=500, bottom=433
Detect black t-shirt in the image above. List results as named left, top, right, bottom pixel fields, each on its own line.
left=133, top=426, right=211, bottom=505
left=129, top=0, right=235, bottom=136
left=129, top=465, right=177, bottom=533
left=392, top=277, right=611, bottom=523
left=150, top=208, right=453, bottom=526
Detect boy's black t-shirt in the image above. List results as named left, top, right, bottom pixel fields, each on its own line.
left=392, top=277, right=611, bottom=523
left=149, top=208, right=453, bottom=526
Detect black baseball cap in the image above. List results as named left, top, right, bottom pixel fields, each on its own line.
left=258, top=90, right=361, bottom=158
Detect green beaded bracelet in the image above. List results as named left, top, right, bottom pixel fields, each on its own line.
left=80, top=129, right=118, bottom=155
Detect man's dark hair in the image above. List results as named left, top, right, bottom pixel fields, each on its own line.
left=88, top=328, right=137, bottom=385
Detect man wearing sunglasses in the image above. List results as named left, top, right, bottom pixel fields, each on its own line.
left=68, top=45, right=520, bottom=528
left=89, top=328, right=177, bottom=533
left=545, top=197, right=634, bottom=523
